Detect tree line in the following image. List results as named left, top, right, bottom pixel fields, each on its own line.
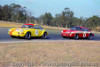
left=0, top=3, right=34, bottom=23
left=39, top=8, right=100, bottom=31
left=0, top=3, right=100, bottom=31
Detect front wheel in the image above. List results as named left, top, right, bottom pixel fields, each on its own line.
left=62, top=36, right=66, bottom=38
left=74, top=34, right=79, bottom=40
left=88, top=34, right=94, bottom=40
left=11, top=36, right=15, bottom=38
left=42, top=32, right=47, bottom=39
left=25, top=32, right=31, bottom=39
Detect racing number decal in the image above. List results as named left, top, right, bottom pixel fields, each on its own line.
left=83, top=32, right=86, bottom=38
left=35, top=30, right=38, bottom=35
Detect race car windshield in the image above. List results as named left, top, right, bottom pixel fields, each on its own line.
left=21, top=25, right=34, bottom=28
left=71, top=27, right=81, bottom=31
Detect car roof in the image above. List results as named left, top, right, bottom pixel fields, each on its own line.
left=24, top=24, right=38, bottom=26
left=74, top=26, right=88, bottom=29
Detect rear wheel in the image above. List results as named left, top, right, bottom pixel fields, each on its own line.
left=42, top=32, right=47, bottom=39
left=88, top=34, right=94, bottom=40
left=25, top=32, right=31, bottom=39
left=74, top=34, right=79, bottom=40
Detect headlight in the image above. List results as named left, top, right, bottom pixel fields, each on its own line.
left=9, top=29, right=11, bottom=32
left=61, top=31, right=63, bottom=33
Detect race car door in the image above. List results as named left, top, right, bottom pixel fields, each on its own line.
left=76, top=27, right=83, bottom=38
left=34, top=25, right=43, bottom=37
left=82, top=28, right=90, bottom=38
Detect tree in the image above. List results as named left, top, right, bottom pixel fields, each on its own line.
left=54, top=8, right=74, bottom=27
left=86, top=15, right=100, bottom=29
left=40, top=12, right=53, bottom=26
left=9, top=3, right=28, bottom=22
left=0, top=5, right=3, bottom=20
left=2, top=5, right=11, bottom=21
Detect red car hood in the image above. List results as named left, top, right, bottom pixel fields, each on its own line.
left=62, top=30, right=77, bottom=33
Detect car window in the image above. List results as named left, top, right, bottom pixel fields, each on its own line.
left=71, top=27, right=81, bottom=31
left=77, top=27, right=81, bottom=31
left=21, top=25, right=34, bottom=28
left=85, top=29, right=89, bottom=31
left=82, top=28, right=89, bottom=31
left=82, top=28, right=85, bottom=31
left=34, top=25, right=43, bottom=29
left=30, top=25, right=34, bottom=28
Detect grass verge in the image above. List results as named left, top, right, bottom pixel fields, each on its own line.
left=0, top=21, right=67, bottom=30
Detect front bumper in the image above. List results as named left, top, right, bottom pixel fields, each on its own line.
left=8, top=31, right=25, bottom=37
left=61, top=33, right=75, bottom=38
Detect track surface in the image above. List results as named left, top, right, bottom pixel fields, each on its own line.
left=0, top=27, right=100, bottom=42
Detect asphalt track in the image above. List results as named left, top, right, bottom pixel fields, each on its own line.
left=0, top=27, right=100, bottom=42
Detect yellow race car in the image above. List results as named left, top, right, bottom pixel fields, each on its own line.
left=8, top=24, right=48, bottom=39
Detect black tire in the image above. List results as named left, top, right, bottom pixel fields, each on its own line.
left=74, top=34, right=79, bottom=40
left=62, top=36, right=66, bottom=38
left=11, top=36, right=15, bottom=38
left=88, top=34, right=94, bottom=40
left=42, top=32, right=47, bottom=39
left=25, top=32, right=31, bottom=39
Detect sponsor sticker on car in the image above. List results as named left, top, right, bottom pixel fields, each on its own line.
left=35, top=30, right=38, bottom=35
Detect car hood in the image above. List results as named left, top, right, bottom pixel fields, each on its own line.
left=10, top=28, right=30, bottom=31
left=62, top=29, right=77, bottom=33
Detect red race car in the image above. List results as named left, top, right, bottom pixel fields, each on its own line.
left=61, top=26, right=94, bottom=40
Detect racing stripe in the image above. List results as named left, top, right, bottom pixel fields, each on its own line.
left=10, top=29, right=16, bottom=35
